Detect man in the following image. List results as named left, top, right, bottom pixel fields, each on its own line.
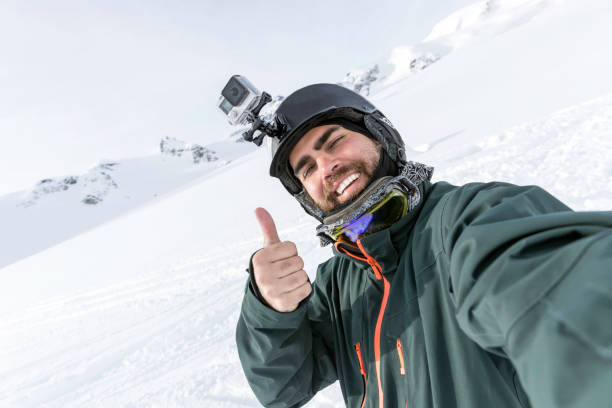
left=236, top=83, right=612, bottom=408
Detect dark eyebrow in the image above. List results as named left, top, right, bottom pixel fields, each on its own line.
left=293, top=155, right=312, bottom=179
left=293, top=126, right=341, bottom=177
left=314, top=126, right=340, bottom=150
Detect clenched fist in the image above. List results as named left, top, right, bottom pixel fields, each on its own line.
left=252, top=207, right=312, bottom=312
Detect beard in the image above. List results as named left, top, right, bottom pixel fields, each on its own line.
left=308, top=161, right=377, bottom=213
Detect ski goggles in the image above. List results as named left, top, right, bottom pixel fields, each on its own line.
left=328, top=189, right=408, bottom=243
left=315, top=162, right=432, bottom=246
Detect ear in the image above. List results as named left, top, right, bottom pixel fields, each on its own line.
left=364, top=113, right=406, bottom=163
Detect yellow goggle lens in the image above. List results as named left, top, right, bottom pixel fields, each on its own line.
left=331, top=189, right=408, bottom=242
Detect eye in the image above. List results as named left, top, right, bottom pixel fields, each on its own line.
left=303, top=164, right=314, bottom=179
left=329, top=135, right=344, bottom=149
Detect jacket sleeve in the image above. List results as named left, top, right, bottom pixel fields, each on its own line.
left=235, top=272, right=337, bottom=408
left=440, top=182, right=612, bottom=408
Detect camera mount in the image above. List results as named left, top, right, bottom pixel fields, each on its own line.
left=241, top=92, right=283, bottom=146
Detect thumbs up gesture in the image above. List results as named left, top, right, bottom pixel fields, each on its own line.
left=252, top=207, right=312, bottom=312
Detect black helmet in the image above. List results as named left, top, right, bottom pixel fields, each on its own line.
left=269, top=83, right=408, bottom=219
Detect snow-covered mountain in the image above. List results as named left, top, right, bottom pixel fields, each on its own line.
left=1, top=0, right=612, bottom=406
left=0, top=137, right=256, bottom=269
left=342, top=0, right=563, bottom=97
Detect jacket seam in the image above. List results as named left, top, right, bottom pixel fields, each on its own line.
left=512, top=370, right=528, bottom=408
left=437, top=192, right=454, bottom=256
left=415, top=248, right=445, bottom=278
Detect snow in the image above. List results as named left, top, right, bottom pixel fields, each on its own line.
left=1, top=0, right=612, bottom=406
left=429, top=92, right=612, bottom=210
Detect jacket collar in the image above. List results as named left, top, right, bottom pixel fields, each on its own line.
left=333, top=180, right=432, bottom=273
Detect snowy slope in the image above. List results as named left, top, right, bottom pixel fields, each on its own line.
left=0, top=138, right=256, bottom=268
left=2, top=1, right=612, bottom=407
left=388, top=0, right=612, bottom=145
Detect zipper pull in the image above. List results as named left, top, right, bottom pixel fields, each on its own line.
left=396, top=339, right=406, bottom=375
left=355, top=343, right=366, bottom=376
left=354, top=343, right=368, bottom=408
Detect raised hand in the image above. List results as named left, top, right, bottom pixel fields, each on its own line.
left=252, top=207, right=312, bottom=312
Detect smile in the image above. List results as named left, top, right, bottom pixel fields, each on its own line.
left=336, top=173, right=360, bottom=195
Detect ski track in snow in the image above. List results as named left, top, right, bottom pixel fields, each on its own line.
left=427, top=93, right=612, bottom=211
left=0, top=225, right=341, bottom=408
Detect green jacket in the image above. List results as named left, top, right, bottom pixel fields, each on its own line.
left=236, top=181, right=612, bottom=408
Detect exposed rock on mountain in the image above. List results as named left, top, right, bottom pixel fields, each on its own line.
left=160, top=136, right=218, bottom=163
left=19, top=176, right=80, bottom=207
left=19, top=162, right=120, bottom=207
left=80, top=162, right=119, bottom=205
left=341, top=64, right=380, bottom=96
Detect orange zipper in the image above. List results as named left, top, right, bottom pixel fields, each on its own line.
left=336, top=239, right=390, bottom=408
left=355, top=343, right=367, bottom=408
left=356, top=238, right=389, bottom=408
left=396, top=339, right=406, bottom=375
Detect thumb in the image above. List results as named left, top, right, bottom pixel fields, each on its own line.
left=255, top=207, right=281, bottom=247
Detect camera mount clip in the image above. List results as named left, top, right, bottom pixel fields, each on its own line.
left=241, top=92, right=283, bottom=146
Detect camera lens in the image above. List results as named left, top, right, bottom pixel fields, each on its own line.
left=222, top=79, right=248, bottom=106
left=219, top=98, right=233, bottom=114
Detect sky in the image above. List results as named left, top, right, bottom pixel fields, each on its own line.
left=0, top=0, right=475, bottom=195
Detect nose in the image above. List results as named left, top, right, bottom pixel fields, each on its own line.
left=317, top=154, right=339, bottom=178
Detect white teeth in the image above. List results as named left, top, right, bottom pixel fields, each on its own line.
left=336, top=173, right=360, bottom=195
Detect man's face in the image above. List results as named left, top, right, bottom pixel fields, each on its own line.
left=289, top=124, right=381, bottom=212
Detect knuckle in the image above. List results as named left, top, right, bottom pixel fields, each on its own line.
left=295, top=271, right=308, bottom=286
left=275, top=259, right=287, bottom=270
left=267, top=241, right=282, bottom=251
left=291, top=257, right=302, bottom=271
left=286, top=274, right=298, bottom=288
left=284, top=257, right=302, bottom=272
left=281, top=241, right=297, bottom=254
left=279, top=258, right=291, bottom=271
